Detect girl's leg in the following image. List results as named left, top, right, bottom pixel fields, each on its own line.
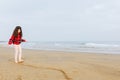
left=14, top=45, right=19, bottom=63
left=18, top=45, right=23, bottom=62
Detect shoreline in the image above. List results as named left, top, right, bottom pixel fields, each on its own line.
left=2, top=45, right=120, bottom=55
left=1, top=41, right=120, bottom=54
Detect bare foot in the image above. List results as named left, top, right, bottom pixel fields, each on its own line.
left=19, top=60, right=24, bottom=63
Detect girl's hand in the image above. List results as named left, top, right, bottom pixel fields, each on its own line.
left=8, top=40, right=12, bottom=45
left=21, top=39, right=26, bottom=42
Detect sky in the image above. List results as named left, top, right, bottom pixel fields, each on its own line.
left=0, top=0, right=120, bottom=41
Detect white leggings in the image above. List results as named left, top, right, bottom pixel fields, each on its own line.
left=14, top=44, right=22, bottom=62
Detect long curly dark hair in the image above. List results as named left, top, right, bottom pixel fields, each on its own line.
left=12, top=26, right=23, bottom=37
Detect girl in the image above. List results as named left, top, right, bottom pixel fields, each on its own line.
left=8, top=26, right=26, bottom=63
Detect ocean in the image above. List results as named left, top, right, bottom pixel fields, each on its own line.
left=1, top=41, right=120, bottom=54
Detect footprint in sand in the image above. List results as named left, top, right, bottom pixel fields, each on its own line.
left=16, top=75, right=22, bottom=80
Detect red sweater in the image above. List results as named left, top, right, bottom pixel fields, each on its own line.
left=8, top=34, right=26, bottom=45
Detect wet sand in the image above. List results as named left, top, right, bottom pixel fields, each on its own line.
left=0, top=46, right=120, bottom=80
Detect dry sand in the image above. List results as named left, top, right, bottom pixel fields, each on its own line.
left=0, top=46, right=120, bottom=80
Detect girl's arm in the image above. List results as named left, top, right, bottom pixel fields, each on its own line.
left=21, top=39, right=26, bottom=42
left=8, top=35, right=14, bottom=45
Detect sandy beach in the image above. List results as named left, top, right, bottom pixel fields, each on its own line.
left=0, top=46, right=120, bottom=80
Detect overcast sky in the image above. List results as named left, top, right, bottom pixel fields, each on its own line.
left=0, top=0, right=120, bottom=41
